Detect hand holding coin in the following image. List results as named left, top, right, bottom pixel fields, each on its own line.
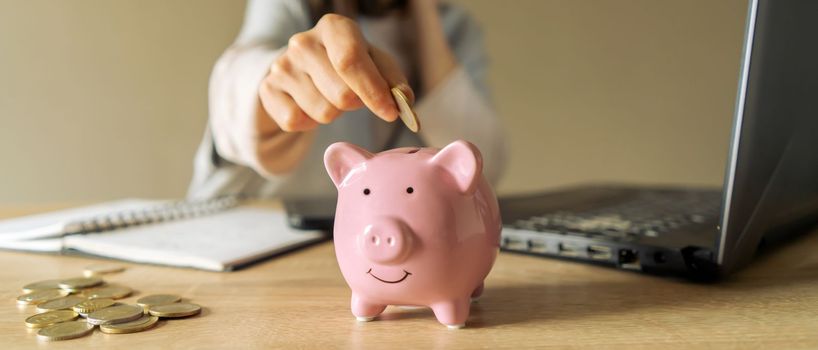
left=260, top=14, right=415, bottom=132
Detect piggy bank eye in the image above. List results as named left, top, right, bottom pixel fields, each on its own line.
left=406, top=187, right=414, bottom=194
left=363, top=188, right=371, bottom=195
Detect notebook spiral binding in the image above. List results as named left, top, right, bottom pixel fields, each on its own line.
left=62, top=195, right=242, bottom=235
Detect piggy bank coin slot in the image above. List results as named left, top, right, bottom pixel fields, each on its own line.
left=408, top=149, right=420, bottom=154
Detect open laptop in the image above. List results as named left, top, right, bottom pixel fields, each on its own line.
left=500, top=0, right=818, bottom=278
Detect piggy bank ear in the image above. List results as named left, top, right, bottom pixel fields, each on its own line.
left=430, top=140, right=483, bottom=194
left=324, top=142, right=374, bottom=188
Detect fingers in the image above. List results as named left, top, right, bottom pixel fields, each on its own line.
left=318, top=15, right=399, bottom=122
left=262, top=14, right=412, bottom=130
left=287, top=32, right=364, bottom=111
left=369, top=46, right=415, bottom=105
left=287, top=72, right=343, bottom=125
left=259, top=77, right=319, bottom=132
left=270, top=54, right=342, bottom=124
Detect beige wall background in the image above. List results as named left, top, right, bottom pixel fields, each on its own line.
left=0, top=0, right=747, bottom=204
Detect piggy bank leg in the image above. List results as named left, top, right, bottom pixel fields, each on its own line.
left=470, top=281, right=484, bottom=302
left=351, top=293, right=386, bottom=322
left=431, top=298, right=471, bottom=329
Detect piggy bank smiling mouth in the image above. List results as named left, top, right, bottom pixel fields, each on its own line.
left=366, top=268, right=412, bottom=284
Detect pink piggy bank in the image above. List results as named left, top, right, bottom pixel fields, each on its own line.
left=324, top=139, right=501, bottom=329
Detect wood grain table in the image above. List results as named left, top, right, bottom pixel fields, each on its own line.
left=1, top=204, right=817, bottom=349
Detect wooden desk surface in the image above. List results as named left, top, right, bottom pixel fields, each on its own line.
left=1, top=205, right=818, bottom=349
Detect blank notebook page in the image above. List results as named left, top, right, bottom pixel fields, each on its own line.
left=63, top=207, right=326, bottom=271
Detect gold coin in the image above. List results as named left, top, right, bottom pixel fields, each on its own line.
left=17, top=289, right=69, bottom=305
left=86, top=304, right=143, bottom=325
left=24, top=310, right=78, bottom=328
left=36, top=295, right=87, bottom=312
left=22, top=279, right=63, bottom=293
left=99, top=315, right=158, bottom=334
left=81, top=285, right=132, bottom=300
left=136, top=294, right=181, bottom=311
left=72, top=298, right=116, bottom=314
left=148, top=302, right=201, bottom=318
left=37, top=320, right=94, bottom=341
left=58, top=276, right=103, bottom=292
left=391, top=86, right=420, bottom=133
left=83, top=263, right=126, bottom=277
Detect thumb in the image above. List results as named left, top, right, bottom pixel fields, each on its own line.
left=369, top=45, right=415, bottom=106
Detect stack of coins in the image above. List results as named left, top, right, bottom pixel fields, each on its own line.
left=16, top=264, right=204, bottom=342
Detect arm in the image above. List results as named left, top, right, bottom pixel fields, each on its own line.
left=208, top=0, right=314, bottom=178
left=411, top=2, right=508, bottom=185
left=192, top=1, right=419, bottom=199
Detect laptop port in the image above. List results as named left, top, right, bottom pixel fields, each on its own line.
left=558, top=242, right=583, bottom=257
left=503, top=237, right=528, bottom=251
left=618, top=249, right=641, bottom=270
left=587, top=245, right=612, bottom=260
left=528, top=239, right=548, bottom=253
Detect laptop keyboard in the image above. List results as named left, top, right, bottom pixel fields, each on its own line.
left=509, top=190, right=721, bottom=241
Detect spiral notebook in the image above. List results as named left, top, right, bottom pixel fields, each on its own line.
left=0, top=197, right=327, bottom=271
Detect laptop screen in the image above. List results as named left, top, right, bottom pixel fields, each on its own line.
left=717, top=0, right=818, bottom=272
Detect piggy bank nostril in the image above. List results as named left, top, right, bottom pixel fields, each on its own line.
left=359, top=220, right=412, bottom=264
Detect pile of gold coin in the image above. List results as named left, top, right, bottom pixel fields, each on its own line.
left=16, top=264, right=203, bottom=342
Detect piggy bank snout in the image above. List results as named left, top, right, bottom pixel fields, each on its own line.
left=359, top=219, right=412, bottom=265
